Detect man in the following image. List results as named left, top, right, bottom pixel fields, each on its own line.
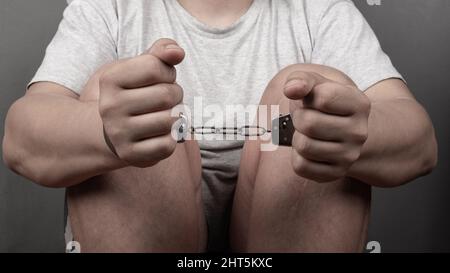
left=2, top=0, right=437, bottom=252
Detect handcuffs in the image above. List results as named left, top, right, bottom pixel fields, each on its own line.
left=175, top=113, right=295, bottom=146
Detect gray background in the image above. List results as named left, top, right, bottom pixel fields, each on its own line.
left=0, top=0, right=449, bottom=252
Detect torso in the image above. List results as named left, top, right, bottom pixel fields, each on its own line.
left=66, top=0, right=341, bottom=251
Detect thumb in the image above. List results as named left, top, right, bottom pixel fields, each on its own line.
left=145, top=38, right=185, bottom=66
left=284, top=71, right=328, bottom=100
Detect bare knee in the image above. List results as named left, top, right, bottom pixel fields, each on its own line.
left=68, top=140, right=204, bottom=252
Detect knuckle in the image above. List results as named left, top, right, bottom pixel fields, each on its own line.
left=335, top=166, right=348, bottom=178
left=99, top=98, right=117, bottom=118
left=157, top=136, right=177, bottom=159
left=161, top=116, right=175, bottom=134
left=173, top=83, right=184, bottom=103
left=351, top=126, right=369, bottom=143
left=316, top=83, right=338, bottom=108
left=315, top=97, right=328, bottom=111
left=145, top=56, right=161, bottom=80
left=98, top=102, right=109, bottom=117
left=142, top=55, right=176, bottom=83
left=342, top=150, right=361, bottom=165
left=159, top=85, right=177, bottom=109
left=287, top=71, right=308, bottom=82
left=99, top=68, right=117, bottom=89
left=139, top=53, right=153, bottom=63
left=292, top=153, right=309, bottom=175
left=137, top=55, right=160, bottom=82
left=119, top=143, right=136, bottom=162
left=107, top=125, right=128, bottom=146
left=294, top=133, right=310, bottom=154
left=359, top=95, right=372, bottom=113
left=299, top=112, right=316, bottom=135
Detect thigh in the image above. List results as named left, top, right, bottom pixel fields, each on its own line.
left=67, top=139, right=206, bottom=252
left=230, top=64, right=371, bottom=252
left=234, top=142, right=371, bottom=252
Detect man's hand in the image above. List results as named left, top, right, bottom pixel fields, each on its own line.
left=284, top=71, right=371, bottom=182
left=99, top=38, right=185, bottom=168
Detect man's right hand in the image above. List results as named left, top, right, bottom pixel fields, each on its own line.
left=99, top=38, right=185, bottom=168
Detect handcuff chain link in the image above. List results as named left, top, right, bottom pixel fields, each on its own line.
left=189, top=126, right=270, bottom=137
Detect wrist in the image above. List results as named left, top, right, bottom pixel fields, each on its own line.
left=84, top=100, right=129, bottom=171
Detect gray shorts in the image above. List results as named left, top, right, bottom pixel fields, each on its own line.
left=65, top=146, right=243, bottom=252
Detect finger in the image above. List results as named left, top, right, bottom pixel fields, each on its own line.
left=290, top=106, right=350, bottom=142
left=145, top=38, right=185, bottom=66
left=303, top=82, right=363, bottom=116
left=283, top=71, right=328, bottom=100
left=291, top=150, right=345, bottom=183
left=131, top=133, right=177, bottom=163
left=119, top=83, right=183, bottom=115
left=126, top=110, right=179, bottom=141
left=292, top=132, right=361, bottom=166
left=292, top=132, right=343, bottom=163
left=103, top=55, right=177, bottom=89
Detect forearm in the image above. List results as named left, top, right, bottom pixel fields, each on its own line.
left=2, top=92, right=125, bottom=188
left=282, top=63, right=437, bottom=187
left=348, top=98, right=438, bottom=187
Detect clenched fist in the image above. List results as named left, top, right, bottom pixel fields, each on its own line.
left=284, top=71, right=371, bottom=182
left=99, top=38, right=184, bottom=168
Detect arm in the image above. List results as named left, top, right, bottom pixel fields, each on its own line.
left=284, top=64, right=437, bottom=188
left=348, top=79, right=438, bottom=187
left=2, top=81, right=125, bottom=188
left=2, top=39, right=186, bottom=188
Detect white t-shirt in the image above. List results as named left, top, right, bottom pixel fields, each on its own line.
left=32, top=0, right=402, bottom=139
left=31, top=0, right=403, bottom=251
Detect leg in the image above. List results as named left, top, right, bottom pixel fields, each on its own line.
left=67, top=140, right=206, bottom=252
left=66, top=68, right=206, bottom=253
left=230, top=64, right=371, bottom=252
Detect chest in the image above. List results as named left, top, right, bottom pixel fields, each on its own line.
left=115, top=2, right=312, bottom=108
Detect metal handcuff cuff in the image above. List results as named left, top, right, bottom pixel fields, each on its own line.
left=175, top=113, right=295, bottom=146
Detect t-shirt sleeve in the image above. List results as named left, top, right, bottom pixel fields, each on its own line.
left=311, top=0, right=404, bottom=91
left=29, top=0, right=117, bottom=94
